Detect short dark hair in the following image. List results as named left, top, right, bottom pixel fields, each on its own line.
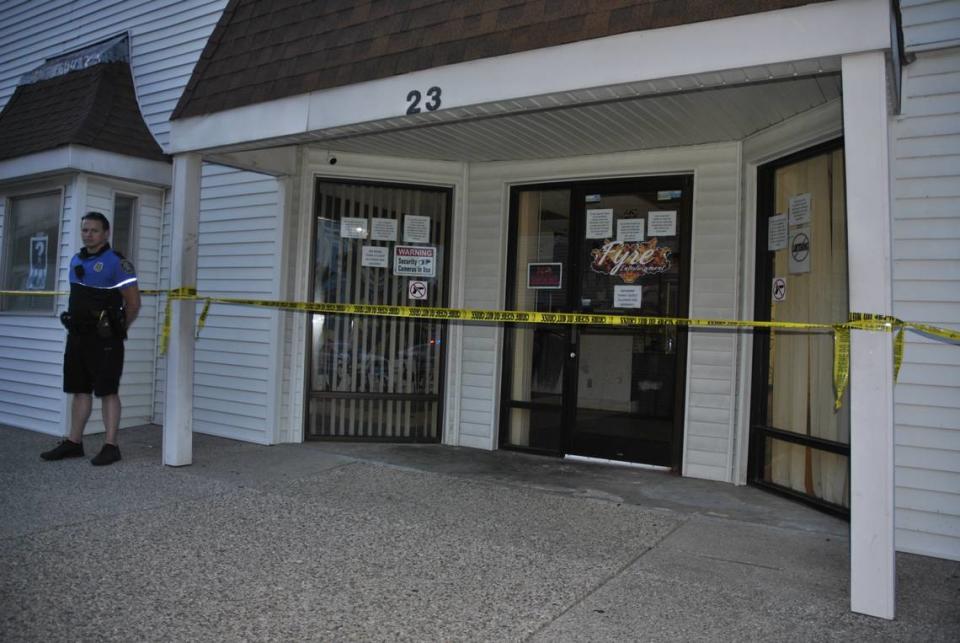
left=81, top=211, right=110, bottom=231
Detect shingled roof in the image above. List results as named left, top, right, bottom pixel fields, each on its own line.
left=172, top=0, right=830, bottom=120
left=0, top=61, right=167, bottom=163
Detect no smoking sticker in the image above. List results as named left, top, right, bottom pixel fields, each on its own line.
left=408, top=280, right=428, bottom=300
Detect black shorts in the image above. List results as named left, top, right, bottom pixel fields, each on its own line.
left=63, top=334, right=124, bottom=397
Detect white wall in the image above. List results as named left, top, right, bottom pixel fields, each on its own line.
left=464, top=144, right=743, bottom=481
left=0, top=0, right=227, bottom=151
left=0, top=174, right=164, bottom=436
left=0, top=0, right=227, bottom=435
left=153, top=164, right=283, bottom=444
left=901, top=0, right=960, bottom=52
left=84, top=176, right=163, bottom=429
left=891, top=46, right=960, bottom=561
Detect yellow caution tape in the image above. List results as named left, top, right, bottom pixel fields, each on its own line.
left=156, top=287, right=197, bottom=356
left=833, top=325, right=850, bottom=410
left=4, top=289, right=958, bottom=410
left=160, top=295, right=171, bottom=356
left=894, top=327, right=905, bottom=382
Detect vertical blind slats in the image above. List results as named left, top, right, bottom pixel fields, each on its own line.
left=308, top=181, right=450, bottom=441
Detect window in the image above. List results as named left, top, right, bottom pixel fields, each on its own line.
left=1, top=191, right=61, bottom=312
left=111, top=194, right=137, bottom=260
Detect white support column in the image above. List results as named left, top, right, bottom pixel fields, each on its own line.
left=163, top=153, right=201, bottom=466
left=842, top=51, right=895, bottom=620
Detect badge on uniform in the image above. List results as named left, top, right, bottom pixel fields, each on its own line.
left=121, top=259, right=135, bottom=274
left=94, top=261, right=104, bottom=272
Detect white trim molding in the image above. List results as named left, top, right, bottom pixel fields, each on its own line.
left=0, top=145, right=171, bottom=187
left=163, top=153, right=202, bottom=466
left=842, top=50, right=896, bottom=621
left=734, top=100, right=845, bottom=485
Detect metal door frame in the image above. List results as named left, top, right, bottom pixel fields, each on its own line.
left=499, top=174, right=693, bottom=470
left=748, top=138, right=850, bottom=517
left=303, top=177, right=454, bottom=442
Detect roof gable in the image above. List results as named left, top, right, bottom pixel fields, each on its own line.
left=172, top=0, right=832, bottom=120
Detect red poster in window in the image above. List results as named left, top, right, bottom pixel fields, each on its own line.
left=527, top=262, right=563, bottom=289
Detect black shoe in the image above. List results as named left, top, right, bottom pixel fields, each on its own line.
left=41, top=439, right=84, bottom=460
left=91, top=443, right=121, bottom=466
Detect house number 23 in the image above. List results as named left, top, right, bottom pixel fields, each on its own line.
left=406, top=87, right=442, bottom=114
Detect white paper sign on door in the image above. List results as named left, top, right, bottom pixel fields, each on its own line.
left=614, top=285, right=642, bottom=308
left=403, top=215, right=431, bottom=243
left=789, top=193, right=812, bottom=226
left=586, top=208, right=613, bottom=239
left=370, top=218, right=398, bottom=241
left=617, top=219, right=645, bottom=242
left=768, top=213, right=788, bottom=251
left=340, top=217, right=368, bottom=239
left=647, top=211, right=676, bottom=237
left=789, top=225, right=811, bottom=274
left=361, top=246, right=389, bottom=268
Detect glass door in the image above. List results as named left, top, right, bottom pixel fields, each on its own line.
left=308, top=180, right=451, bottom=441
left=569, top=183, right=690, bottom=466
left=750, top=141, right=850, bottom=514
left=501, top=176, right=692, bottom=469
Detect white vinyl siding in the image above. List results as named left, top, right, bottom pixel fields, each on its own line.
left=456, top=167, right=502, bottom=451
left=152, top=188, right=173, bottom=424
left=84, top=177, right=162, bottom=429
left=891, top=46, right=960, bottom=561
left=0, top=178, right=74, bottom=435
left=0, top=176, right=162, bottom=436
left=1, top=0, right=226, bottom=436
left=187, top=165, right=282, bottom=444
left=276, top=171, right=300, bottom=445
left=464, top=143, right=742, bottom=480
left=901, top=0, right=960, bottom=52
left=0, top=0, right=227, bottom=151
left=155, top=164, right=282, bottom=442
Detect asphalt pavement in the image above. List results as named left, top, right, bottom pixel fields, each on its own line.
left=1, top=424, right=957, bottom=642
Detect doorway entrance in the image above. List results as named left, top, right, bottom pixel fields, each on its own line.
left=500, top=176, right=693, bottom=469
left=306, top=179, right=452, bottom=441
left=749, top=141, right=850, bottom=515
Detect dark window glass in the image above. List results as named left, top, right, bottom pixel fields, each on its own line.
left=112, top=194, right=137, bottom=260
left=1, top=191, right=60, bottom=312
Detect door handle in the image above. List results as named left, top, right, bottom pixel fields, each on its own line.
left=569, top=352, right=576, bottom=359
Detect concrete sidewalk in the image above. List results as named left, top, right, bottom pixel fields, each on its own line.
left=1, top=424, right=957, bottom=642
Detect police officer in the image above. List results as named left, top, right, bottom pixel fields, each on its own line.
left=41, top=211, right=140, bottom=465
